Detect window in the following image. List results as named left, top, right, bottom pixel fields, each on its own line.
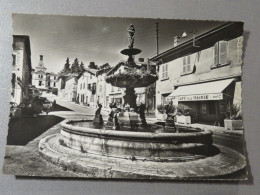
left=38, top=75, right=41, bottom=78
left=80, top=84, right=82, bottom=90
left=54, top=76, right=56, bottom=80
left=83, top=83, right=85, bottom=89
left=90, top=74, right=92, bottom=79
left=161, top=64, right=168, bottom=80
left=99, top=84, right=102, bottom=92
left=213, top=41, right=228, bottom=67
left=48, top=82, right=50, bottom=86
left=53, top=82, right=56, bottom=87
left=39, top=81, right=42, bottom=86
left=183, top=55, right=191, bottom=74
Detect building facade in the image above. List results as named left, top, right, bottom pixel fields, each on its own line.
left=150, top=22, right=243, bottom=125
left=96, top=67, right=111, bottom=108
left=11, top=35, right=32, bottom=105
left=64, top=74, right=78, bottom=102
left=77, top=69, right=98, bottom=106
left=31, top=55, right=58, bottom=93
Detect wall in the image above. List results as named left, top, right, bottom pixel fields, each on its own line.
left=65, top=76, right=77, bottom=101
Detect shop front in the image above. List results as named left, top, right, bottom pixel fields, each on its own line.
left=167, top=78, right=241, bottom=126
left=109, top=93, right=123, bottom=107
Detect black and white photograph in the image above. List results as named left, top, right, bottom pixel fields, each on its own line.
left=3, top=14, right=247, bottom=180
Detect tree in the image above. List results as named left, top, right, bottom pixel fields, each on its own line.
left=88, top=61, right=98, bottom=69
left=71, top=58, right=80, bottom=73
left=60, top=57, right=70, bottom=74
left=79, top=61, right=85, bottom=73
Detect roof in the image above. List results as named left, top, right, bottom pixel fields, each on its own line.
left=84, top=68, right=98, bottom=75
left=96, top=67, right=112, bottom=76
left=150, top=22, right=244, bottom=63
left=65, top=73, right=79, bottom=82
left=106, top=61, right=126, bottom=76
left=46, top=72, right=59, bottom=76
left=32, top=70, right=46, bottom=74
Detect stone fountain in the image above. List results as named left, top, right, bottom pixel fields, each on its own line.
left=38, top=25, right=246, bottom=179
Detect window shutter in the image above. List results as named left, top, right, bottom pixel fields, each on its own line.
left=219, top=41, right=227, bottom=65
left=183, top=57, right=186, bottom=73
left=165, top=64, right=168, bottom=78
left=214, top=43, right=219, bottom=65
left=162, top=65, right=165, bottom=78
left=187, top=56, right=191, bottom=72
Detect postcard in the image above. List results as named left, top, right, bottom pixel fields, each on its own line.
left=3, top=14, right=247, bottom=180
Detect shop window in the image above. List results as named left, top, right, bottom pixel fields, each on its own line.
left=213, top=41, right=228, bottom=67
left=161, top=64, right=168, bottom=80
left=183, top=55, right=191, bottom=74
left=208, top=102, right=216, bottom=115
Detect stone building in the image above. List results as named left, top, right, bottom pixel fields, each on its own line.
left=76, top=68, right=98, bottom=106
left=31, top=55, right=58, bottom=93
left=11, top=35, right=32, bottom=105
left=96, top=66, right=111, bottom=108
left=150, top=22, right=243, bottom=125
left=64, top=74, right=78, bottom=102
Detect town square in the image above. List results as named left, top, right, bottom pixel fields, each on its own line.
left=3, top=14, right=246, bottom=180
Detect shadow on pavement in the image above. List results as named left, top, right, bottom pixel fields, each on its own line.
left=6, top=105, right=71, bottom=146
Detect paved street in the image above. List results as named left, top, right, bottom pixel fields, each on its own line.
left=213, top=133, right=245, bottom=154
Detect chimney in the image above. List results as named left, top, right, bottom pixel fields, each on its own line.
left=173, top=36, right=180, bottom=47
left=39, top=55, right=44, bottom=67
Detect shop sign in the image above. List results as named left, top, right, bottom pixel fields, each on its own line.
left=176, top=93, right=223, bottom=101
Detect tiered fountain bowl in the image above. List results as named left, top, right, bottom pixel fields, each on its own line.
left=106, top=71, right=158, bottom=88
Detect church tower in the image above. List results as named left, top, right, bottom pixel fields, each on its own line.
left=35, top=55, right=47, bottom=72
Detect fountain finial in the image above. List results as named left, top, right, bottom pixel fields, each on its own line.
left=127, top=24, right=135, bottom=49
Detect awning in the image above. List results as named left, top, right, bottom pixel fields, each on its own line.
left=168, top=78, right=234, bottom=101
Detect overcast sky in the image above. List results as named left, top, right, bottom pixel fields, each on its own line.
left=13, top=14, right=225, bottom=73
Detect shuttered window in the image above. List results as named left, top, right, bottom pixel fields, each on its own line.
left=213, top=41, right=228, bottom=66
left=161, top=64, right=168, bottom=79
left=183, top=55, right=191, bottom=74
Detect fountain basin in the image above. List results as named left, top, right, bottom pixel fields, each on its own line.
left=106, top=72, right=158, bottom=88
left=59, top=120, right=214, bottom=162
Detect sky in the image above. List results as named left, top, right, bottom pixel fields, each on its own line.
left=13, top=14, right=225, bottom=74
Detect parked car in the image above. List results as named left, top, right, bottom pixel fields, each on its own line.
left=9, top=102, right=22, bottom=120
